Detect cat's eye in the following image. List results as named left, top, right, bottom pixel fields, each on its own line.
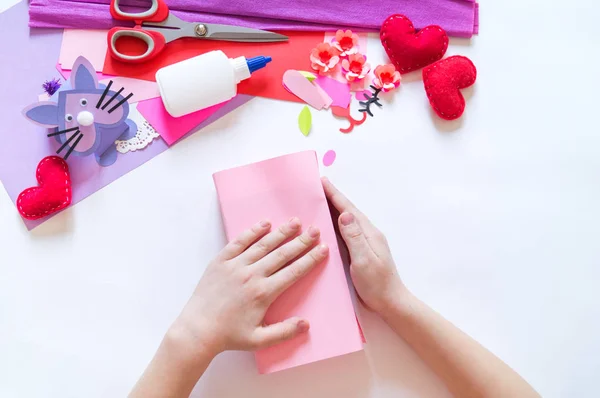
left=65, top=114, right=74, bottom=122
left=80, top=98, right=88, bottom=106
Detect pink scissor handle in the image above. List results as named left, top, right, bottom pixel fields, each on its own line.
left=107, top=27, right=166, bottom=64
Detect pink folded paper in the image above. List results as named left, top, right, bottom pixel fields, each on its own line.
left=213, top=151, right=364, bottom=374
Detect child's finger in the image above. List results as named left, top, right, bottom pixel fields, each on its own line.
left=321, top=176, right=359, bottom=215
left=322, top=177, right=381, bottom=240
left=241, top=218, right=302, bottom=264
left=251, top=317, right=310, bottom=349
left=220, top=220, right=271, bottom=260
left=338, top=212, right=373, bottom=265
left=257, top=226, right=320, bottom=276
left=268, top=244, right=329, bottom=298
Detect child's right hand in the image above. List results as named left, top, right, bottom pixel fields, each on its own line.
left=322, top=177, right=407, bottom=318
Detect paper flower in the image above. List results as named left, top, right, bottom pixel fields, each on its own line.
left=372, top=64, right=401, bottom=92
left=310, top=43, right=340, bottom=75
left=341, top=54, right=371, bottom=82
left=333, top=29, right=360, bottom=57
left=42, top=78, right=62, bottom=96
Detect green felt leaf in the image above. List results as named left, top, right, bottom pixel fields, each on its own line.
left=298, top=106, right=312, bottom=137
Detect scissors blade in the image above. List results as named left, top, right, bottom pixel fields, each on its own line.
left=199, top=24, right=288, bottom=42
left=142, top=14, right=193, bottom=44
left=143, top=14, right=288, bottom=43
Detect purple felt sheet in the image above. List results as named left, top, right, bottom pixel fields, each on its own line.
left=28, top=0, right=479, bottom=38
left=0, top=1, right=253, bottom=230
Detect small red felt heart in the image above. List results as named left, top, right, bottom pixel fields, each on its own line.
left=423, top=56, right=477, bottom=120
left=380, top=14, right=449, bottom=74
left=17, top=156, right=72, bottom=220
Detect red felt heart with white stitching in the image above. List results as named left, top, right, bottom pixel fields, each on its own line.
left=17, top=156, right=72, bottom=220
left=380, top=14, right=449, bottom=74
left=422, top=55, right=477, bottom=120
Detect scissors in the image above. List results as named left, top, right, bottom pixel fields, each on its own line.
left=108, top=0, right=288, bottom=64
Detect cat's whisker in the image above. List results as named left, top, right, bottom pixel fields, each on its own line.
left=101, top=87, right=125, bottom=111
left=96, top=80, right=113, bottom=109
left=47, top=126, right=79, bottom=137
left=63, top=133, right=83, bottom=160
left=108, top=92, right=134, bottom=114
left=56, top=131, right=80, bottom=154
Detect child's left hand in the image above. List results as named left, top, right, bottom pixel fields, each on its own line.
left=171, top=218, right=329, bottom=358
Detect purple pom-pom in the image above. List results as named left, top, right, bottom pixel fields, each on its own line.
left=42, top=78, right=62, bottom=96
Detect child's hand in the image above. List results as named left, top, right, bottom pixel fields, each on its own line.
left=172, top=218, right=328, bottom=357
left=322, top=177, right=406, bottom=317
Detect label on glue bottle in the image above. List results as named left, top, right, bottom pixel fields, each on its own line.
left=156, top=50, right=271, bottom=118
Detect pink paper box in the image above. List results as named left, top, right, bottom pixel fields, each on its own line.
left=213, top=151, right=364, bottom=373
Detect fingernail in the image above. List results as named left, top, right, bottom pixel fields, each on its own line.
left=319, top=244, right=329, bottom=255
left=340, top=212, right=354, bottom=226
left=321, top=176, right=329, bottom=183
left=307, top=226, right=320, bottom=238
left=297, top=320, right=310, bottom=332
left=260, top=220, right=271, bottom=228
left=288, top=217, right=301, bottom=229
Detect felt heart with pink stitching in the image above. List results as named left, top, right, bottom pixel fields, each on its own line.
left=422, top=55, right=477, bottom=120
left=17, top=156, right=72, bottom=220
left=380, top=14, right=449, bottom=74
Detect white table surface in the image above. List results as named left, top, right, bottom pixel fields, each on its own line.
left=1, top=1, right=599, bottom=397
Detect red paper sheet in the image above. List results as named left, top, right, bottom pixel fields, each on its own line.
left=103, top=32, right=322, bottom=103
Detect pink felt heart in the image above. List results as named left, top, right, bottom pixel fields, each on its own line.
left=17, top=156, right=72, bottom=220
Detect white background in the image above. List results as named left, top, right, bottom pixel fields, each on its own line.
left=1, top=1, right=599, bottom=397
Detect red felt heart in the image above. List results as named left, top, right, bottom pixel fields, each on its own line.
left=423, top=55, right=477, bottom=120
left=17, top=156, right=72, bottom=220
left=380, top=14, right=449, bottom=74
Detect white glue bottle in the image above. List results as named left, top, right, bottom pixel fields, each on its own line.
left=156, top=50, right=272, bottom=117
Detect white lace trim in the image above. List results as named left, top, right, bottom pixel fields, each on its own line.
left=116, top=105, right=160, bottom=153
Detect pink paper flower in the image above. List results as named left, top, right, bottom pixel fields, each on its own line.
left=341, top=54, right=371, bottom=82
left=333, top=29, right=360, bottom=57
left=310, top=42, right=341, bottom=75
left=372, top=64, right=401, bottom=92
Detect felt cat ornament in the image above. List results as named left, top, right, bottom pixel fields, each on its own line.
left=22, top=56, right=136, bottom=167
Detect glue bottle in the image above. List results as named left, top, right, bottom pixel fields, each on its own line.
left=156, top=50, right=271, bottom=118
